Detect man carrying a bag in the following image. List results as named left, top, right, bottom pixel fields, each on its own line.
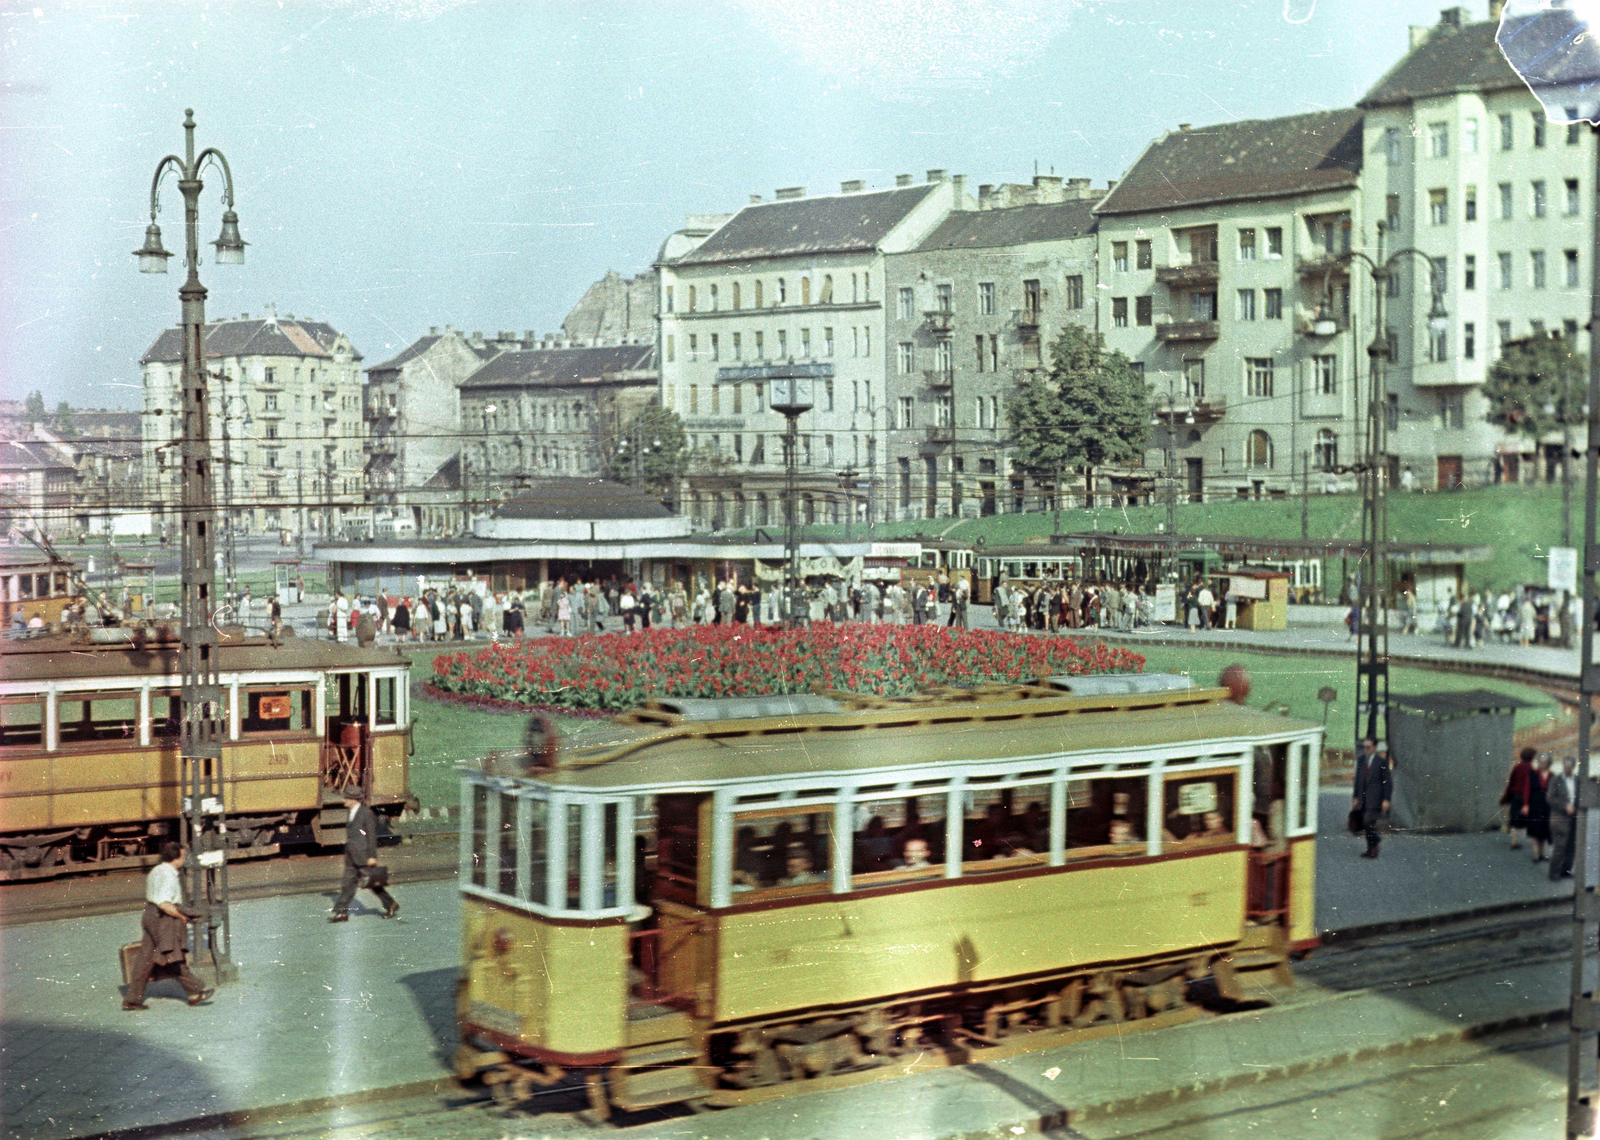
left=329, top=787, right=398, bottom=921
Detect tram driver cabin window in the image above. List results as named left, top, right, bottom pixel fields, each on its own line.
left=241, top=688, right=313, bottom=733
left=374, top=676, right=398, bottom=726
left=1066, top=775, right=1147, bottom=856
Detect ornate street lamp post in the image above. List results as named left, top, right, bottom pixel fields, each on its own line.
left=134, top=109, right=247, bottom=983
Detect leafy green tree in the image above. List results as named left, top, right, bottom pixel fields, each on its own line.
left=1484, top=332, right=1586, bottom=439
left=51, top=400, right=76, bottom=438
left=1008, top=325, right=1151, bottom=500
left=23, top=390, right=46, bottom=424
left=607, top=403, right=687, bottom=493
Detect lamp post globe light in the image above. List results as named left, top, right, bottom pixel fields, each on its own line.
left=133, top=109, right=245, bottom=984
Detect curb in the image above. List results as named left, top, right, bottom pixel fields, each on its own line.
left=1319, top=893, right=1571, bottom=946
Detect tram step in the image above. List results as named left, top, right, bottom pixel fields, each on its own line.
left=610, top=1066, right=708, bottom=1110
left=1226, top=949, right=1288, bottom=972
left=310, top=811, right=348, bottom=847
left=626, top=1008, right=693, bottom=1047
left=617, top=1041, right=701, bottom=1069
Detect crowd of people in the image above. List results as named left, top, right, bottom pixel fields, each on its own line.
left=1421, top=587, right=1582, bottom=650
left=991, top=579, right=1154, bottom=634
left=1502, top=745, right=1580, bottom=880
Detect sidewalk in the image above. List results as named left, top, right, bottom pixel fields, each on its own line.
left=2, top=799, right=1578, bottom=1140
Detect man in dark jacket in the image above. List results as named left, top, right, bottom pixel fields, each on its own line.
left=124, top=842, right=212, bottom=1009
left=1352, top=738, right=1394, bottom=858
left=329, top=787, right=398, bottom=921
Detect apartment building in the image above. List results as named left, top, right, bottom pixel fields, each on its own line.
left=1358, top=6, right=1592, bottom=489
left=1095, top=110, right=1367, bottom=501
left=883, top=176, right=1101, bottom=519
left=656, top=174, right=959, bottom=529
left=140, top=310, right=365, bottom=539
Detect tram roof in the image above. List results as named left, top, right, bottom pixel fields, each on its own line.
left=1047, top=533, right=1494, bottom=564
left=527, top=693, right=1316, bottom=793
left=0, top=632, right=407, bottom=684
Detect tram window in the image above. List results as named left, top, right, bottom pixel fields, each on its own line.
left=242, top=688, right=311, bottom=733
left=469, top=784, right=489, bottom=887
left=653, top=793, right=704, bottom=906
left=1253, top=744, right=1289, bottom=849
left=498, top=792, right=519, bottom=896
left=18, top=575, right=32, bottom=598
left=1161, top=771, right=1237, bottom=847
left=962, top=784, right=1051, bottom=873
left=731, top=804, right=833, bottom=899
left=0, top=698, right=43, bottom=748
left=57, top=695, right=139, bottom=744
left=53, top=572, right=68, bottom=595
left=1295, top=742, right=1316, bottom=835
left=151, top=692, right=182, bottom=738
left=852, top=792, right=946, bottom=885
left=374, top=677, right=397, bottom=726
left=525, top=798, right=549, bottom=905
left=1066, top=776, right=1147, bottom=856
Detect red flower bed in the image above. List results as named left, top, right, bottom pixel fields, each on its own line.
left=429, top=624, right=1144, bottom=712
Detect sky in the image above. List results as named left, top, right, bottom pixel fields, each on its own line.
left=2, top=0, right=1487, bottom=410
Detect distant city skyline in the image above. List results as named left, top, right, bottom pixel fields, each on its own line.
left=3, top=0, right=1485, bottom=408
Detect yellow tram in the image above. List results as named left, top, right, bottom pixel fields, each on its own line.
left=454, top=675, right=1322, bottom=1116
left=0, top=628, right=414, bottom=878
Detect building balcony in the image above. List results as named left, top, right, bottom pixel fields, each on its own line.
left=1155, top=262, right=1220, bottom=288
left=1159, top=394, right=1227, bottom=424
left=923, top=309, right=954, bottom=333
left=923, top=368, right=954, bottom=389
left=1295, top=252, right=1350, bottom=279
left=924, top=424, right=955, bottom=444
left=364, top=437, right=397, bottom=456
left=1011, top=307, right=1041, bottom=330
left=1154, top=320, right=1220, bottom=342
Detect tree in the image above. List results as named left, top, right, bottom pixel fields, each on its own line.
left=607, top=403, right=688, bottom=493
left=1008, top=325, right=1151, bottom=511
left=23, top=390, right=46, bottom=424
left=52, top=400, right=76, bottom=438
left=1484, top=332, right=1587, bottom=546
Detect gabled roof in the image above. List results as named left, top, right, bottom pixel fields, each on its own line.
left=458, top=344, right=655, bottom=391
left=1095, top=109, right=1363, bottom=216
left=141, top=317, right=358, bottom=365
left=1360, top=20, right=1522, bottom=108
left=494, top=478, right=673, bottom=522
left=916, top=199, right=1098, bottom=252
left=368, top=333, right=496, bottom=376
left=670, top=184, right=937, bottom=266
left=0, top=440, right=74, bottom=473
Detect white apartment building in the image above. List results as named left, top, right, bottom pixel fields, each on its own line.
left=656, top=174, right=960, bottom=529
left=140, top=310, right=365, bottom=539
left=1359, top=6, right=1591, bottom=489
left=1095, top=110, right=1368, bottom=501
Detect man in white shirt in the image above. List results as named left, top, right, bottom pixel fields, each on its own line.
left=123, top=842, right=212, bottom=1010
left=1196, top=583, right=1216, bottom=630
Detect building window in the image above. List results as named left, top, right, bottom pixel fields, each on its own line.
left=1498, top=319, right=1512, bottom=349
left=711, top=384, right=721, bottom=414
left=777, top=329, right=787, bottom=357
left=754, top=280, right=764, bottom=308
left=1533, top=111, right=1546, bottom=148
left=265, top=424, right=278, bottom=439
left=825, top=378, right=835, bottom=411
left=709, top=333, right=719, bottom=361
left=776, top=278, right=787, bottom=304
left=1313, top=354, right=1337, bottom=395
left=665, top=334, right=675, bottom=363
left=1500, top=112, right=1514, bottom=150
left=1566, top=318, right=1581, bottom=338
left=824, top=327, right=834, bottom=356
left=1112, top=241, right=1129, bottom=272
left=1265, top=227, right=1283, bottom=258
left=1463, top=322, right=1476, bottom=360
left=1430, top=256, right=1448, bottom=295
left=731, top=281, right=741, bottom=310
left=1567, top=178, right=1581, bottom=216
left=1429, top=121, right=1449, bottom=157
left=1429, top=189, right=1448, bottom=225
left=898, top=287, right=915, bottom=321
left=1245, top=357, right=1274, bottom=398
left=898, top=395, right=915, bottom=430
left=1189, top=291, right=1218, bottom=321
left=1182, top=357, right=1205, bottom=399
left=1569, top=109, right=1583, bottom=144
left=1238, top=228, right=1256, bottom=260
left=264, top=393, right=278, bottom=411
left=1385, top=126, right=1403, bottom=164
left=1499, top=251, right=1513, bottom=289
left=1464, top=186, right=1477, bottom=221
left=1136, top=239, right=1152, bottom=269
left=1499, top=182, right=1514, bottom=220
left=1531, top=318, right=1547, bottom=336
left=1428, top=324, right=1449, bottom=362
left=800, top=277, right=811, bottom=305
left=1314, top=429, right=1338, bottom=471
left=1264, top=288, right=1282, bottom=319
left=751, top=435, right=765, bottom=464
left=935, top=283, right=951, bottom=312
left=754, top=331, right=764, bottom=358
left=979, top=282, right=995, bottom=314
left=1464, top=254, right=1476, bottom=291
left=1064, top=275, right=1084, bottom=309
left=863, top=272, right=870, bottom=300
left=1023, top=279, right=1041, bottom=316
left=709, top=283, right=719, bottom=311
left=988, top=335, right=999, bottom=372
left=1237, top=289, right=1256, bottom=320
left=1440, top=391, right=1465, bottom=430
left=898, top=342, right=915, bottom=373
left=936, top=395, right=952, bottom=427
left=820, top=274, right=833, bottom=303
left=689, top=385, right=699, bottom=414
left=688, top=285, right=697, bottom=312
left=1112, top=297, right=1128, bottom=327
left=824, top=434, right=834, bottom=465
left=800, top=329, right=811, bottom=358
left=1532, top=250, right=1547, bottom=289
left=1533, top=180, right=1547, bottom=218
left=732, top=383, right=743, bottom=414
left=1463, top=117, right=1478, bottom=153
left=1386, top=193, right=1401, bottom=231
left=1567, top=249, right=1581, bottom=288
left=687, top=333, right=698, bottom=359
left=1135, top=296, right=1152, bottom=326
left=1247, top=429, right=1273, bottom=469
left=664, top=286, right=674, bottom=312
left=974, top=335, right=985, bottom=371
left=732, top=332, right=742, bottom=360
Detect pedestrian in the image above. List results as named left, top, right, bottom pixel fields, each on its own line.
left=268, top=593, right=283, bottom=638
left=333, top=589, right=351, bottom=643
left=1196, top=581, right=1215, bottom=630
left=392, top=596, right=411, bottom=641
left=1518, top=594, right=1537, bottom=648
left=556, top=589, right=572, bottom=636
left=1454, top=591, right=1474, bottom=649
left=1352, top=737, right=1393, bottom=858
left=504, top=593, right=525, bottom=638
left=1548, top=756, right=1579, bottom=879
left=1501, top=746, right=1537, bottom=850
left=621, top=587, right=637, bottom=632
left=432, top=594, right=448, bottom=641
left=122, top=841, right=213, bottom=1010
left=951, top=576, right=969, bottom=629
left=237, top=586, right=252, bottom=623
left=329, top=787, right=399, bottom=921
left=1526, top=753, right=1552, bottom=864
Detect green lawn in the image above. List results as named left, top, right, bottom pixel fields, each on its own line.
left=758, top=482, right=1575, bottom=596
left=1132, top=645, right=1564, bottom=737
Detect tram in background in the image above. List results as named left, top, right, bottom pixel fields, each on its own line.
left=0, top=549, right=79, bottom=628
left=0, top=628, right=414, bottom=879
left=454, top=675, right=1321, bottom=1117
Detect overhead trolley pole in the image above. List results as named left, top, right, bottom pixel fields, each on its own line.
left=134, top=108, right=248, bottom=983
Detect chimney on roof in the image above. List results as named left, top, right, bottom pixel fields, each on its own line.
left=926, top=169, right=947, bottom=183
left=775, top=186, right=805, bottom=200
left=1409, top=24, right=1431, bottom=48
left=1032, top=174, right=1065, bottom=203
left=429, top=326, right=439, bottom=336
left=524, top=330, right=536, bottom=343
left=749, top=193, right=762, bottom=204
left=840, top=179, right=865, bottom=193
left=1065, top=177, right=1093, bottom=199
left=470, top=330, right=484, bottom=346
left=1106, top=179, right=1118, bottom=191
left=1438, top=6, right=1468, bottom=29
left=498, top=331, right=514, bottom=342
left=895, top=173, right=913, bottom=187
left=1178, top=123, right=1191, bottom=131
left=445, top=324, right=454, bottom=334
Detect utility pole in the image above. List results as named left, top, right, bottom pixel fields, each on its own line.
left=1302, top=450, right=1311, bottom=541
left=134, top=108, right=247, bottom=984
